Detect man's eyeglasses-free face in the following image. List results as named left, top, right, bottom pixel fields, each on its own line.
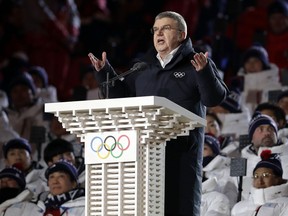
left=151, top=25, right=182, bottom=35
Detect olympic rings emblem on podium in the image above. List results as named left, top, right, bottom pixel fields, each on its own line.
left=90, top=135, right=131, bottom=159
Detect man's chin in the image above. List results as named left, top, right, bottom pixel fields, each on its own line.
left=261, top=140, right=275, bottom=148
left=261, top=142, right=275, bottom=148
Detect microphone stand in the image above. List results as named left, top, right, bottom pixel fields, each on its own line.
left=100, top=70, right=127, bottom=99
left=101, top=62, right=147, bottom=99
left=105, top=71, right=110, bottom=99
left=104, top=64, right=142, bottom=84
left=103, top=70, right=118, bottom=99
left=237, top=176, right=243, bottom=202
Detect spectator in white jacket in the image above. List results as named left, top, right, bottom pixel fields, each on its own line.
left=28, top=66, right=58, bottom=103
left=236, top=45, right=282, bottom=114
left=277, top=90, right=288, bottom=120
left=201, top=177, right=230, bottom=216
left=2, top=138, right=46, bottom=197
left=0, top=166, right=35, bottom=215
left=231, top=149, right=288, bottom=216
left=241, top=111, right=288, bottom=199
left=203, top=134, right=238, bottom=209
left=0, top=90, right=19, bottom=170
left=36, top=160, right=85, bottom=216
left=4, top=73, right=48, bottom=143
left=2, top=160, right=85, bottom=216
left=38, top=160, right=85, bottom=216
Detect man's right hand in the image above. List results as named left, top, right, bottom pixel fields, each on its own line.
left=88, top=52, right=107, bottom=72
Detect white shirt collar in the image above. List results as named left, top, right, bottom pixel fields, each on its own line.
left=156, top=46, right=180, bottom=68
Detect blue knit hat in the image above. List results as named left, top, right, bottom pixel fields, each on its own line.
left=248, top=112, right=278, bottom=141
left=0, top=166, right=26, bottom=190
left=8, top=73, right=36, bottom=96
left=243, top=45, right=270, bottom=70
left=2, top=138, right=32, bottom=158
left=45, top=160, right=78, bottom=183
left=220, top=88, right=242, bottom=113
left=28, top=66, right=48, bottom=88
left=268, top=0, right=288, bottom=16
left=253, top=149, right=283, bottom=177
left=204, top=134, right=220, bottom=155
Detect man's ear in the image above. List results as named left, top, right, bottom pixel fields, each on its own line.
left=178, top=31, right=186, bottom=42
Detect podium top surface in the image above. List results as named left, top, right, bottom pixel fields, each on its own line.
left=45, top=96, right=206, bottom=144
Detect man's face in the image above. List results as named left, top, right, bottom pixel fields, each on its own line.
left=30, top=74, right=44, bottom=89
left=48, top=171, right=77, bottom=195
left=278, top=96, right=288, bottom=115
left=253, top=167, right=282, bottom=188
left=5, top=148, right=32, bottom=171
left=10, top=85, right=34, bottom=110
left=205, top=115, right=221, bottom=137
left=244, top=57, right=264, bottom=73
left=203, top=144, right=215, bottom=157
left=0, top=176, right=23, bottom=204
left=252, top=124, right=277, bottom=151
left=269, top=13, right=288, bottom=34
left=0, top=177, right=20, bottom=189
left=153, top=18, right=185, bottom=58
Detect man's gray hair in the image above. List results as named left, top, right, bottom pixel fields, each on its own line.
left=155, top=11, right=187, bottom=36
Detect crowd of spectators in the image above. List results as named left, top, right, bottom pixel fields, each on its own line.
left=1, top=0, right=288, bottom=215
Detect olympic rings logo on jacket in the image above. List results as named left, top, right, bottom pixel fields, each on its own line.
left=173, top=71, right=186, bottom=78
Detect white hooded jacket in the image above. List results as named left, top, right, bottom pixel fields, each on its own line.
left=231, top=182, right=288, bottom=216
left=241, top=142, right=288, bottom=200
left=0, top=189, right=34, bottom=215
left=203, top=155, right=238, bottom=208
left=201, top=177, right=231, bottom=216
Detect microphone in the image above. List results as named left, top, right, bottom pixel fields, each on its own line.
left=109, top=62, right=148, bottom=83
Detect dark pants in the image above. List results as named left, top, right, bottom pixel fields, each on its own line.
left=165, top=129, right=203, bottom=216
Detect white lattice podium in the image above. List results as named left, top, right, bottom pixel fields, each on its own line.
left=45, top=96, right=206, bottom=216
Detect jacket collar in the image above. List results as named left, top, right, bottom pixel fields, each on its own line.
left=250, top=182, right=288, bottom=205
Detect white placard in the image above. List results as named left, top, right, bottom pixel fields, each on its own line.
left=85, top=130, right=138, bottom=164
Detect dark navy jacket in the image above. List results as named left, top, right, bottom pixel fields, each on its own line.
left=96, top=38, right=228, bottom=216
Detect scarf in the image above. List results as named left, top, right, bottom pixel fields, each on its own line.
left=43, top=188, right=85, bottom=215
